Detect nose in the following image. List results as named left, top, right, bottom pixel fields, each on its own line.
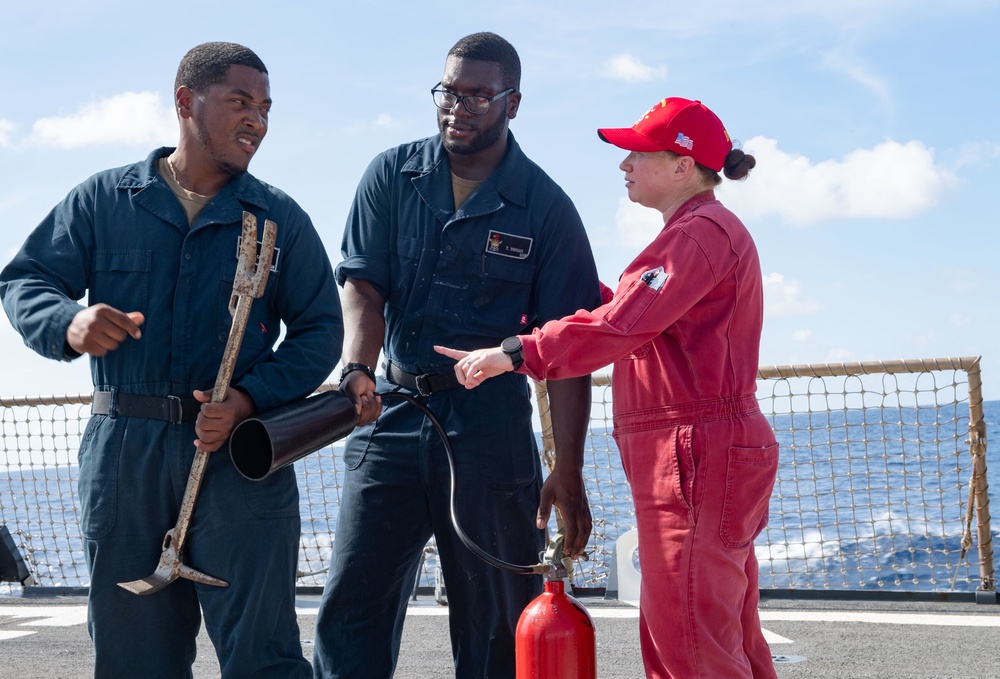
left=445, top=96, right=475, bottom=118
left=620, top=152, right=635, bottom=172
left=450, top=102, right=473, bottom=118
left=245, top=108, right=267, bottom=131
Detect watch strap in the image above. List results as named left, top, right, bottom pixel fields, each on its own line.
left=340, top=362, right=376, bottom=383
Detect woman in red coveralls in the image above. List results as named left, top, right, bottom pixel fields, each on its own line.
left=436, top=97, right=779, bottom=679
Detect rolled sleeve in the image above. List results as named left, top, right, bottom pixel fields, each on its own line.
left=335, top=154, right=393, bottom=298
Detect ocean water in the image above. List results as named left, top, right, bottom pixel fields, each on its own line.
left=757, top=400, right=999, bottom=591
left=2, top=400, right=999, bottom=593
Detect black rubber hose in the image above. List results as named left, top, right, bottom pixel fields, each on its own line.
left=379, top=390, right=538, bottom=575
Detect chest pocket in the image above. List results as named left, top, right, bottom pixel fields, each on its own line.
left=91, top=250, right=151, bottom=314
left=462, top=254, right=536, bottom=335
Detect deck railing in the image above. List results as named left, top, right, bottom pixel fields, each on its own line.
left=1, top=357, right=995, bottom=601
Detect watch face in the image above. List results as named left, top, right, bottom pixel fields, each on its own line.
left=502, top=336, right=521, bottom=353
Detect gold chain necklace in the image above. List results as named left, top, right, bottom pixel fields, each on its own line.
left=166, top=155, right=182, bottom=187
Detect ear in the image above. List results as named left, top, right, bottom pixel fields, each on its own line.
left=674, top=155, right=697, bottom=177
left=175, top=86, right=195, bottom=120
left=506, top=91, right=521, bottom=120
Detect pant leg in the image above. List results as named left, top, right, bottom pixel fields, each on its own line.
left=741, top=548, right=779, bottom=679
left=82, top=416, right=311, bottom=679
left=618, top=413, right=778, bottom=679
left=705, top=414, right=779, bottom=679
left=312, top=398, right=435, bottom=679
left=314, top=374, right=544, bottom=679
left=80, top=418, right=201, bottom=679
left=428, top=455, right=543, bottom=679
left=191, top=454, right=312, bottom=679
left=425, top=376, right=545, bottom=679
left=622, top=425, right=699, bottom=679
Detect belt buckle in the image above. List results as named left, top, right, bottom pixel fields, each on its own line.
left=414, top=374, right=433, bottom=397
left=167, top=395, right=184, bottom=424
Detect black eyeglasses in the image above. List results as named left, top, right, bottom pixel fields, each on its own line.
left=431, top=83, right=514, bottom=115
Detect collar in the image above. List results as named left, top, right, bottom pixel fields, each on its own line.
left=402, top=131, right=529, bottom=209
left=118, top=148, right=271, bottom=225
left=665, top=190, right=719, bottom=228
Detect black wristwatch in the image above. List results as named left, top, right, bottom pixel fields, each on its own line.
left=501, top=336, right=524, bottom=370
left=340, top=362, right=376, bottom=383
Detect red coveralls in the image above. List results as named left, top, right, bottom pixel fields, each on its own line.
left=519, top=191, right=779, bottom=678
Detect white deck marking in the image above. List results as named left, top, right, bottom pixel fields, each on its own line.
left=0, top=606, right=89, bottom=627
left=0, top=630, right=36, bottom=640
left=302, top=604, right=999, bottom=627
left=764, top=628, right=794, bottom=644
left=759, top=611, right=1000, bottom=626
left=3, top=602, right=996, bottom=644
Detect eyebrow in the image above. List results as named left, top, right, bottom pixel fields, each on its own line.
left=439, top=79, right=497, bottom=95
left=228, top=87, right=272, bottom=106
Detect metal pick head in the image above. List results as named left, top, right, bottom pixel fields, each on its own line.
left=117, top=541, right=229, bottom=595
left=230, top=212, right=278, bottom=315
left=235, top=213, right=262, bottom=295
left=239, top=212, right=277, bottom=299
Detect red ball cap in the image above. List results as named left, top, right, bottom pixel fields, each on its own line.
left=598, top=97, right=732, bottom=172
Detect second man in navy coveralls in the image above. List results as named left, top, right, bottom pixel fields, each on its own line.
left=312, top=32, right=602, bottom=679
left=0, top=43, right=343, bottom=678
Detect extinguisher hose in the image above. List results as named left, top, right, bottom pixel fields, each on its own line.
left=380, top=390, right=542, bottom=576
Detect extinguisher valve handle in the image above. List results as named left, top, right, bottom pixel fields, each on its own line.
left=531, top=527, right=569, bottom=579
left=543, top=528, right=566, bottom=561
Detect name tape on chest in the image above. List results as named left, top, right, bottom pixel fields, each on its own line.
left=640, top=266, right=669, bottom=290
left=485, top=230, right=533, bottom=260
left=235, top=236, right=280, bottom=273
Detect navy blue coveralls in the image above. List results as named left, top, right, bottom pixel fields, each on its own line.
left=0, top=148, right=344, bottom=678
left=312, top=132, right=601, bottom=678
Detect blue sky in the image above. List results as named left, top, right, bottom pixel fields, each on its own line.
left=1, top=0, right=998, bottom=399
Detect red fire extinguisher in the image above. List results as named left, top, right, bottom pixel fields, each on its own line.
left=516, top=574, right=597, bottom=678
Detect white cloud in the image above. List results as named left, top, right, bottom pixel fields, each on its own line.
left=763, top=272, right=822, bottom=318
left=722, top=136, right=960, bottom=226
left=599, top=54, right=667, bottom=83
left=610, top=222, right=825, bottom=319
left=792, top=329, right=813, bottom=342
left=0, top=119, right=15, bottom=147
left=821, top=49, right=891, bottom=110
left=612, top=197, right=663, bottom=247
left=950, top=140, right=1000, bottom=169
left=27, top=91, right=176, bottom=149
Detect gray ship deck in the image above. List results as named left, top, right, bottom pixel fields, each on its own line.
left=2, top=593, right=998, bottom=678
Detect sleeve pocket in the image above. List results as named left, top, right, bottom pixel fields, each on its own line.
left=601, top=276, right=658, bottom=333
left=719, top=443, right=779, bottom=548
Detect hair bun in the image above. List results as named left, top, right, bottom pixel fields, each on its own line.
left=723, top=149, right=756, bottom=181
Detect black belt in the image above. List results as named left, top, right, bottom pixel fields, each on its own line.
left=91, top=391, right=200, bottom=424
left=386, top=362, right=460, bottom=397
